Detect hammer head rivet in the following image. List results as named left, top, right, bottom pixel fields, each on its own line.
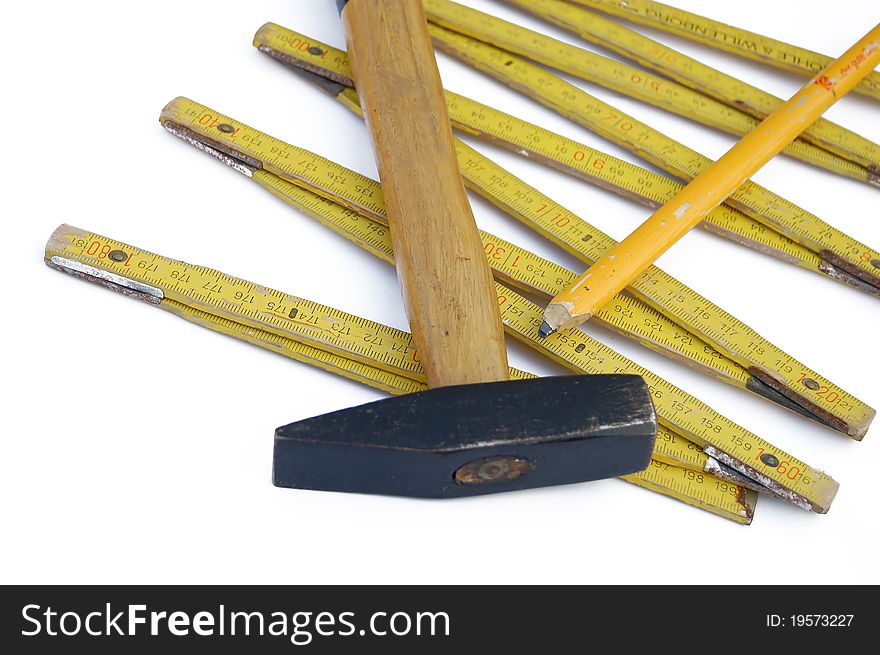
left=802, top=378, right=820, bottom=390
left=454, top=456, right=532, bottom=486
left=760, top=453, right=780, bottom=467
left=217, top=123, right=235, bottom=134
left=108, top=250, right=127, bottom=263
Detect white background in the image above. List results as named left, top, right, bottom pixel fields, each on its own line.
left=1, top=0, right=878, bottom=584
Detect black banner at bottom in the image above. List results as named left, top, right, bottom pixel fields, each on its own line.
left=1, top=585, right=872, bottom=652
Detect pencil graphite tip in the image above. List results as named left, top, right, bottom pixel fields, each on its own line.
left=538, top=321, right=555, bottom=338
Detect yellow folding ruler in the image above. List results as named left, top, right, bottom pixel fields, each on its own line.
left=568, top=0, right=880, bottom=102
left=45, top=224, right=759, bottom=523
left=426, top=0, right=880, bottom=184
left=157, top=96, right=843, bottom=514
left=255, top=23, right=880, bottom=299
left=250, top=24, right=876, bottom=440
left=423, top=16, right=880, bottom=291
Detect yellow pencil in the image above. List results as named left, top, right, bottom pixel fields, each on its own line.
left=540, top=23, right=880, bottom=337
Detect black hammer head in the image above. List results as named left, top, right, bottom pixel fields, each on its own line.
left=273, top=374, right=656, bottom=498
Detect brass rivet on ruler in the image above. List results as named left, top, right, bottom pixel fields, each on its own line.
left=760, top=453, right=780, bottom=467
left=871, top=259, right=880, bottom=269
left=802, top=378, right=820, bottom=390
left=288, top=308, right=298, bottom=319
left=108, top=250, right=127, bottom=262
left=307, top=46, right=324, bottom=56
left=217, top=124, right=235, bottom=134
left=454, top=456, right=531, bottom=485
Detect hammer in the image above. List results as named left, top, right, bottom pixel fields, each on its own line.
left=272, top=0, right=657, bottom=497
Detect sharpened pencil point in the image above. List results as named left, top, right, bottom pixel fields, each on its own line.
left=538, top=321, right=555, bottom=338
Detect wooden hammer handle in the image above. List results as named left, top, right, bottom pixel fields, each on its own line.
left=340, top=0, right=508, bottom=387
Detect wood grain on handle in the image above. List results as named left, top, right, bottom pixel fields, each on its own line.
left=341, top=0, right=508, bottom=387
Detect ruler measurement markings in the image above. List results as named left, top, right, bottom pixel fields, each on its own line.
left=488, top=0, right=880, bottom=173
left=442, top=91, right=828, bottom=271
left=622, top=463, right=757, bottom=524
left=64, top=228, right=427, bottom=381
